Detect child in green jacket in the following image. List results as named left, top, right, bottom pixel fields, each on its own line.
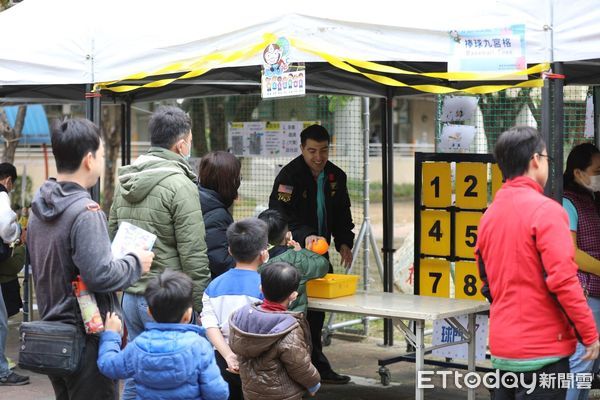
left=257, top=209, right=328, bottom=313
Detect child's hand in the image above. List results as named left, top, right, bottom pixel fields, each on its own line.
left=225, top=353, right=240, bottom=374
left=104, top=312, right=122, bottom=334
left=288, top=238, right=302, bottom=251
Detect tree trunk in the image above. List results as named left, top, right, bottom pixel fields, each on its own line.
left=207, top=99, right=227, bottom=151
left=185, top=99, right=208, bottom=156
left=206, top=96, right=263, bottom=152
left=0, top=105, right=26, bottom=164
left=101, top=106, right=121, bottom=214
left=232, top=96, right=262, bottom=121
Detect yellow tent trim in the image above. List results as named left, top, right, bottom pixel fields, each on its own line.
left=96, top=33, right=548, bottom=95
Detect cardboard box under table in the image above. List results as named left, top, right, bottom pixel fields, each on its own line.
left=307, top=291, right=489, bottom=400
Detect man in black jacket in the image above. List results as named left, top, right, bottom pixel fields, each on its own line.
left=269, top=124, right=354, bottom=384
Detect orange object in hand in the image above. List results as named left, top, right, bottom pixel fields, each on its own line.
left=309, top=238, right=329, bottom=255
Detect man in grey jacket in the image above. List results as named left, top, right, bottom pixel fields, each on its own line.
left=28, top=118, right=153, bottom=399
left=108, top=106, right=210, bottom=400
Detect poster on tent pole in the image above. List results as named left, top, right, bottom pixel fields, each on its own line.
left=228, top=121, right=318, bottom=157
left=448, top=24, right=527, bottom=81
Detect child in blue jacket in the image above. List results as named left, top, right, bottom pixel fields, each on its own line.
left=97, top=270, right=228, bottom=400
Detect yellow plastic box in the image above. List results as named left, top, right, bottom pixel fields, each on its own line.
left=306, top=274, right=359, bottom=298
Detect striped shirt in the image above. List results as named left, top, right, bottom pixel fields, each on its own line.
left=200, top=268, right=263, bottom=341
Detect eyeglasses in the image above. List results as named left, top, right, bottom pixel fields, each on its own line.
left=534, top=153, right=554, bottom=163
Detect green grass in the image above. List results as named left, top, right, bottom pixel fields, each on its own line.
left=347, top=179, right=414, bottom=202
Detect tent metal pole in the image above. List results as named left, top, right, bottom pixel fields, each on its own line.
left=381, top=90, right=395, bottom=346
left=85, top=84, right=101, bottom=202
left=551, top=62, right=564, bottom=202
left=594, top=87, right=600, bottom=148
left=541, top=77, right=552, bottom=198
left=121, top=103, right=127, bottom=166
left=125, top=100, right=132, bottom=165
left=121, top=100, right=131, bottom=165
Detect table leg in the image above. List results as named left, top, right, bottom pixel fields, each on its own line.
left=415, top=319, right=424, bottom=400
left=467, top=313, right=476, bottom=400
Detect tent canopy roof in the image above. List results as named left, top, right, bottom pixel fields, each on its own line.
left=0, top=0, right=599, bottom=101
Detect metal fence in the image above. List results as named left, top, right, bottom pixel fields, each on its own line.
left=435, top=86, right=593, bottom=157
left=186, top=95, right=369, bottom=280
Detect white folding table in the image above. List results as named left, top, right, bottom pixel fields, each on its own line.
left=308, top=292, right=490, bottom=400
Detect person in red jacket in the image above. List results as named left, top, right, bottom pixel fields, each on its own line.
left=476, top=126, right=599, bottom=399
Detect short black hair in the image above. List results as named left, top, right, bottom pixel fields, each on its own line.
left=564, top=143, right=600, bottom=191
left=0, top=163, right=17, bottom=182
left=494, top=126, right=546, bottom=180
left=50, top=118, right=101, bottom=173
left=149, top=106, right=192, bottom=149
left=226, top=217, right=268, bottom=263
left=144, top=270, right=193, bottom=323
left=257, top=209, right=288, bottom=246
left=300, top=124, right=330, bottom=146
left=261, top=262, right=300, bottom=302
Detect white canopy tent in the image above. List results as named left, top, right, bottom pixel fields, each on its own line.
left=1, top=0, right=598, bottom=345
left=0, top=0, right=599, bottom=90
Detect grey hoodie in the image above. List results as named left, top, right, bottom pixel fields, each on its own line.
left=28, top=179, right=142, bottom=325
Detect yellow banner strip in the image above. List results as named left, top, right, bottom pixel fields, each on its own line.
left=290, top=37, right=548, bottom=81
left=289, top=38, right=546, bottom=94
left=95, top=34, right=277, bottom=92
left=347, top=59, right=549, bottom=80
left=97, top=33, right=547, bottom=95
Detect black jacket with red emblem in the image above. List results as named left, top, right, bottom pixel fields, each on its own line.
left=268, top=155, right=354, bottom=253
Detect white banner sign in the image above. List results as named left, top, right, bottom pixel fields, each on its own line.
left=228, top=121, right=317, bottom=157
left=432, top=314, right=488, bottom=361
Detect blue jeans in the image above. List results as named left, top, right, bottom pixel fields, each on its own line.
left=566, top=296, right=600, bottom=400
left=0, top=286, right=9, bottom=378
left=120, top=293, right=154, bottom=400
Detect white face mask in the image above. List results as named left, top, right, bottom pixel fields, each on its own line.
left=180, top=140, right=192, bottom=161
left=583, top=173, right=600, bottom=192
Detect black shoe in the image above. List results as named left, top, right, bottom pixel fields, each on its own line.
left=321, top=370, right=351, bottom=384
left=592, top=373, right=600, bottom=390
left=0, top=372, right=29, bottom=386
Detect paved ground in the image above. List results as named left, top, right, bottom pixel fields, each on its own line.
left=4, top=313, right=492, bottom=400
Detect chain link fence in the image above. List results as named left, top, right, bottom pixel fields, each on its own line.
left=435, top=86, right=593, bottom=157
left=184, top=94, right=369, bottom=280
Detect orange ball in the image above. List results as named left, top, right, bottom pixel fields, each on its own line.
left=310, top=238, right=329, bottom=255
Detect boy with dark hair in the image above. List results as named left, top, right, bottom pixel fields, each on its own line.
left=200, top=217, right=269, bottom=400
left=477, top=126, right=599, bottom=399
left=258, top=209, right=328, bottom=313
left=97, top=270, right=228, bottom=400
left=229, top=262, right=321, bottom=400
left=27, top=118, right=154, bottom=398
